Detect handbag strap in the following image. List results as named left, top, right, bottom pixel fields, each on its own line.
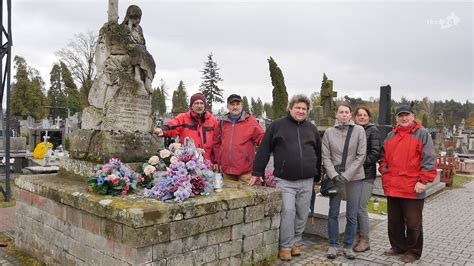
left=340, top=125, right=354, bottom=169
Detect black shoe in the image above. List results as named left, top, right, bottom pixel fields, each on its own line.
left=383, top=248, right=405, bottom=256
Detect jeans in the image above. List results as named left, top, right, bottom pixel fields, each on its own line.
left=275, top=177, right=314, bottom=249
left=357, top=179, right=375, bottom=238
left=328, top=179, right=363, bottom=249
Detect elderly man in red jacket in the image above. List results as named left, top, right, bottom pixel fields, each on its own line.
left=154, top=92, right=219, bottom=163
left=214, top=94, right=264, bottom=183
left=379, top=105, right=437, bottom=263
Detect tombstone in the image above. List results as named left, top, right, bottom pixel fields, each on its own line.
left=42, top=118, right=51, bottom=129
left=378, top=85, right=392, bottom=125
left=69, top=4, right=161, bottom=163
left=377, top=85, right=393, bottom=141
left=319, top=74, right=337, bottom=127
left=305, top=195, right=347, bottom=238
left=434, top=112, right=446, bottom=154
left=314, top=105, right=323, bottom=127
left=468, top=136, right=474, bottom=151
left=54, top=116, right=62, bottom=129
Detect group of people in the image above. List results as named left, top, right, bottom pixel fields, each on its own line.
left=153, top=92, right=437, bottom=264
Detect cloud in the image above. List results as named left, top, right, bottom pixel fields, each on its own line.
left=11, top=0, right=473, bottom=105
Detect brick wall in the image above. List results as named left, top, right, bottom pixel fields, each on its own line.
left=15, top=174, right=281, bottom=265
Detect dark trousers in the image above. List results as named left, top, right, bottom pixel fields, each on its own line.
left=387, top=197, right=424, bottom=258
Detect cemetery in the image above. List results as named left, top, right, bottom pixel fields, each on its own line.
left=0, top=1, right=473, bottom=265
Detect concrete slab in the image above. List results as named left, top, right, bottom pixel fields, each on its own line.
left=304, top=194, right=347, bottom=238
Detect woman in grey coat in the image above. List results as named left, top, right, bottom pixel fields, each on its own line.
left=353, top=106, right=382, bottom=252
left=322, top=103, right=367, bottom=260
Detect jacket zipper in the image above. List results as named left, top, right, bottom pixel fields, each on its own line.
left=296, top=125, right=303, bottom=176
left=229, top=123, right=235, bottom=174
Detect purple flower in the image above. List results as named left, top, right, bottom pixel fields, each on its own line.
left=177, top=168, right=188, bottom=177
left=186, top=160, right=196, bottom=171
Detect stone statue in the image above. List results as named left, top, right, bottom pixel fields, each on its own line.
left=434, top=113, right=446, bottom=153
left=121, top=5, right=156, bottom=94
left=69, top=3, right=161, bottom=163
left=83, top=4, right=156, bottom=132
left=458, top=119, right=465, bottom=135
left=319, top=73, right=337, bottom=126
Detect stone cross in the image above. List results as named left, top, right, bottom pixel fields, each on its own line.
left=108, top=0, right=119, bottom=22
left=55, top=116, right=62, bottom=127
left=43, top=131, right=50, bottom=145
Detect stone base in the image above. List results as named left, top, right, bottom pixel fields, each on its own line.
left=69, top=129, right=163, bottom=163
left=14, top=174, right=281, bottom=265
left=304, top=195, right=347, bottom=238
left=59, top=157, right=143, bottom=179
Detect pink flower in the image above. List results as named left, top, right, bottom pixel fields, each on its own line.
left=107, top=175, right=115, bottom=181
left=148, top=155, right=160, bottom=165
left=144, top=165, right=156, bottom=176
left=125, top=184, right=130, bottom=191
left=124, top=177, right=130, bottom=183
left=159, top=149, right=171, bottom=159
left=112, top=178, right=119, bottom=185
left=121, top=190, right=127, bottom=195
left=103, top=165, right=111, bottom=173
left=170, top=156, right=179, bottom=164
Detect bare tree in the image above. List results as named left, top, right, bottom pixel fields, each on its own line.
left=56, top=31, right=98, bottom=107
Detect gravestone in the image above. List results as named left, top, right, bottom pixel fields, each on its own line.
left=377, top=85, right=393, bottom=141
left=319, top=73, right=337, bottom=127
left=69, top=3, right=161, bottom=163
left=434, top=113, right=446, bottom=154
left=305, top=195, right=346, bottom=238
left=314, top=105, right=323, bottom=127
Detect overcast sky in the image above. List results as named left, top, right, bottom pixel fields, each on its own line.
left=12, top=0, right=474, bottom=110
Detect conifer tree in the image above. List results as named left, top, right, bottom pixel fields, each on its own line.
left=251, top=97, right=257, bottom=115
left=422, top=113, right=429, bottom=128
left=60, top=62, right=82, bottom=116
left=268, top=57, right=288, bottom=119
left=172, top=81, right=188, bottom=114
left=11, top=56, right=48, bottom=119
left=151, top=87, right=161, bottom=114
left=255, top=97, right=263, bottom=118
left=263, top=102, right=273, bottom=119
left=242, top=96, right=250, bottom=113
left=199, top=53, right=223, bottom=112
left=48, top=62, right=82, bottom=118
left=152, top=79, right=168, bottom=115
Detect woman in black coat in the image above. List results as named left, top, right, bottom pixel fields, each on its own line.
left=353, top=106, right=382, bottom=252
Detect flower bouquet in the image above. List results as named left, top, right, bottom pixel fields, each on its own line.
left=143, top=138, right=215, bottom=202
left=254, top=170, right=276, bottom=188
left=138, top=142, right=184, bottom=188
left=87, top=158, right=140, bottom=196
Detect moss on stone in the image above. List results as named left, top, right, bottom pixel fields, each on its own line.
left=15, top=172, right=280, bottom=228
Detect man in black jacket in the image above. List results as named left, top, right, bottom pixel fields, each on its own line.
left=250, top=94, right=322, bottom=262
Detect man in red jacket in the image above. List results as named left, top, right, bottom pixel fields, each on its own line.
left=379, top=105, right=437, bottom=263
left=153, top=92, right=219, bottom=163
left=214, top=94, right=264, bottom=183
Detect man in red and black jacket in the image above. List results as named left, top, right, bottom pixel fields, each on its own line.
left=214, top=94, right=264, bottom=183
left=153, top=93, right=219, bottom=164
left=379, top=105, right=437, bottom=263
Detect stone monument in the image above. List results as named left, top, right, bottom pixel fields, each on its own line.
left=318, top=73, right=337, bottom=127
left=69, top=3, right=161, bottom=163
left=434, top=112, right=446, bottom=154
